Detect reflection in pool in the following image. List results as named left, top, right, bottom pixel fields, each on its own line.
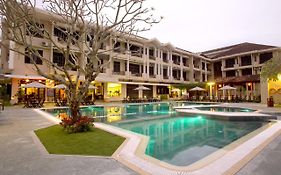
left=114, top=116, right=266, bottom=166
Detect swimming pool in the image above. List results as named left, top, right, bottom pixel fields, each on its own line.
left=43, top=102, right=268, bottom=166
left=195, top=106, right=256, bottom=112
left=114, top=115, right=266, bottom=166
left=44, top=102, right=211, bottom=123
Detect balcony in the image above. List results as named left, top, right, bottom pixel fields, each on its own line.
left=113, top=71, right=125, bottom=75
left=194, top=65, right=200, bottom=69
left=163, top=58, right=169, bottom=63
left=149, top=74, right=156, bottom=78
left=149, top=55, right=156, bottom=60
left=131, top=52, right=142, bottom=57
left=173, top=61, right=181, bottom=65
left=131, top=72, right=142, bottom=77
left=163, top=75, right=169, bottom=79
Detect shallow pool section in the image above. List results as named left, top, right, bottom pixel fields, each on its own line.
left=43, top=103, right=177, bottom=123
left=114, top=116, right=266, bottom=166
left=195, top=106, right=256, bottom=112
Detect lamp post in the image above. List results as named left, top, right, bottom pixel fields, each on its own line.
left=207, top=82, right=215, bottom=100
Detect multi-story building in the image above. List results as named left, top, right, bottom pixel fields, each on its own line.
left=0, top=9, right=212, bottom=103
left=201, top=42, right=281, bottom=102
left=1, top=8, right=280, bottom=104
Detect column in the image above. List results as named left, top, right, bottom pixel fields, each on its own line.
left=153, top=85, right=157, bottom=98
left=121, top=84, right=127, bottom=98
left=246, top=82, right=249, bottom=100
left=180, top=55, right=183, bottom=80
left=10, top=78, right=19, bottom=104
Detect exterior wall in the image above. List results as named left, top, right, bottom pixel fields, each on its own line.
left=268, top=80, right=281, bottom=104
left=260, top=79, right=269, bottom=104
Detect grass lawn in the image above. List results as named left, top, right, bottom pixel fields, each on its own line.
left=35, top=125, right=125, bottom=156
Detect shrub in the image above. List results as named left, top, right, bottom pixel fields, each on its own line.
left=59, top=115, right=95, bottom=133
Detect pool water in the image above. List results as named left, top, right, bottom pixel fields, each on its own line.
left=44, top=102, right=178, bottom=123
left=114, top=116, right=266, bottom=166
left=43, top=102, right=266, bottom=166
left=195, top=106, right=256, bottom=112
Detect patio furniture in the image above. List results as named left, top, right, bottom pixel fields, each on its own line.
left=0, top=99, right=4, bottom=111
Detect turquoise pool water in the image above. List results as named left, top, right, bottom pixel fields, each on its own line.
left=195, top=106, right=256, bottom=112
left=43, top=102, right=266, bottom=166
left=44, top=102, right=207, bottom=122
left=114, top=116, right=266, bottom=166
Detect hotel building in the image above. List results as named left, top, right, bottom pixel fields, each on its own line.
left=1, top=9, right=280, bottom=104
left=201, top=43, right=281, bottom=103
left=0, top=9, right=212, bottom=103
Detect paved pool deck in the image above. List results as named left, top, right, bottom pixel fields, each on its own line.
left=0, top=107, right=137, bottom=175
left=0, top=102, right=281, bottom=175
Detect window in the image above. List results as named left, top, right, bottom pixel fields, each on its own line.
left=225, top=58, right=235, bottom=68
left=129, top=64, right=140, bottom=74
left=242, top=68, right=252, bottom=76
left=260, top=52, right=272, bottom=64
left=241, top=55, right=251, bottom=66
left=53, top=52, right=65, bottom=67
left=113, top=61, right=120, bottom=73
left=24, top=49, right=43, bottom=65
left=202, top=62, right=205, bottom=69
left=226, top=70, right=235, bottom=77
left=54, top=27, right=67, bottom=41
left=26, top=22, right=44, bottom=38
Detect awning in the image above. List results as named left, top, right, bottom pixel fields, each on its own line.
left=119, top=81, right=170, bottom=86
left=95, top=74, right=119, bottom=83
left=4, top=74, right=46, bottom=80
left=215, top=75, right=260, bottom=84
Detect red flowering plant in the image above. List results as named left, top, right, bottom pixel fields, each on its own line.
left=58, top=113, right=95, bottom=133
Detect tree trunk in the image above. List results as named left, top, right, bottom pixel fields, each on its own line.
left=69, top=99, right=81, bottom=123
left=67, top=86, right=81, bottom=123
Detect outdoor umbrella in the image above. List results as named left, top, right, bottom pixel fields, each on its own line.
left=21, top=81, right=47, bottom=88
left=189, top=86, right=205, bottom=100
left=134, top=85, right=150, bottom=99
left=189, top=86, right=205, bottom=91
left=52, top=84, right=67, bottom=102
left=219, top=85, right=236, bottom=100
left=134, top=85, right=150, bottom=91
left=218, top=85, right=236, bottom=90
left=88, top=85, right=97, bottom=100
left=88, top=85, right=98, bottom=89
left=20, top=82, right=47, bottom=100
left=53, top=84, right=67, bottom=89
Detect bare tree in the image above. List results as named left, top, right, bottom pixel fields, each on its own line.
left=0, top=0, right=161, bottom=123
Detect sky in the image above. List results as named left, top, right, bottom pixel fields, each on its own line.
left=36, top=0, right=281, bottom=52
left=140, top=0, right=281, bottom=52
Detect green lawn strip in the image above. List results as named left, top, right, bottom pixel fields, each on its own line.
left=35, top=125, right=125, bottom=156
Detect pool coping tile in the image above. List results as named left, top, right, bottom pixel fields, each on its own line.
left=34, top=108, right=281, bottom=175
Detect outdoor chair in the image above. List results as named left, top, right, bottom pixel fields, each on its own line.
left=54, top=98, right=61, bottom=106
left=0, top=99, right=4, bottom=111
left=38, top=98, right=45, bottom=108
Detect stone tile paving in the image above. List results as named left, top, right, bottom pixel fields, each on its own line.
left=1, top=102, right=281, bottom=175
left=0, top=107, right=137, bottom=175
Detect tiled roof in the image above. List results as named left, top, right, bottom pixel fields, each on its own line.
left=202, top=42, right=278, bottom=59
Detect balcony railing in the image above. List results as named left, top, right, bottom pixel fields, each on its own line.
left=149, top=55, right=156, bottom=60
left=173, top=61, right=180, bottom=65
left=163, top=75, right=169, bottom=79
left=113, top=71, right=125, bottom=75
left=149, top=74, right=156, bottom=78
left=131, top=72, right=142, bottom=77
left=163, top=58, right=168, bottom=63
